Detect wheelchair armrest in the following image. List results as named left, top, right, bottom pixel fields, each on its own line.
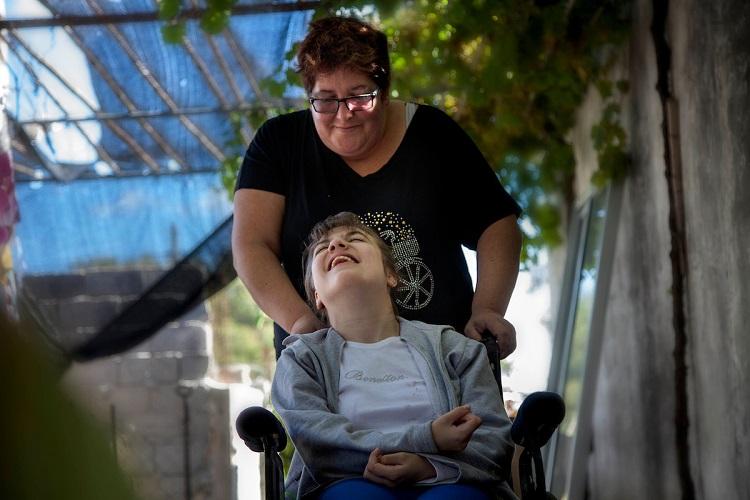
left=510, top=392, right=565, bottom=500
left=235, top=406, right=288, bottom=453
left=511, top=391, right=565, bottom=449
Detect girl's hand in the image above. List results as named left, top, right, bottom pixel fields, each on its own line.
left=363, top=448, right=435, bottom=487
left=431, top=405, right=482, bottom=452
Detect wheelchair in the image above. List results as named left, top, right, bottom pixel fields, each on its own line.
left=236, top=334, right=564, bottom=500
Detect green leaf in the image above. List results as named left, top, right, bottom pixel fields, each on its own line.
left=261, top=78, right=287, bottom=99
left=158, top=0, right=181, bottom=20
left=161, top=22, right=186, bottom=44
left=595, top=79, right=613, bottom=99
left=209, top=0, right=237, bottom=10
left=200, top=8, right=231, bottom=34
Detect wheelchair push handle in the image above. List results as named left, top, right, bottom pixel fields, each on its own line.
left=480, top=330, right=501, bottom=382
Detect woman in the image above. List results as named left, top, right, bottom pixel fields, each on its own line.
left=232, top=16, right=522, bottom=358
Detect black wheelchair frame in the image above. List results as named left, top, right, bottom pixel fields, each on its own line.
left=236, top=333, right=565, bottom=500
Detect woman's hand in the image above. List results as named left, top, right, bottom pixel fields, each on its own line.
left=464, top=309, right=517, bottom=359
left=363, top=449, right=435, bottom=487
left=430, top=405, right=482, bottom=452
left=289, top=312, right=325, bottom=334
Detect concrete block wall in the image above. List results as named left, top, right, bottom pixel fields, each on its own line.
left=23, top=268, right=163, bottom=351
left=62, top=317, right=231, bottom=500
left=24, top=268, right=232, bottom=500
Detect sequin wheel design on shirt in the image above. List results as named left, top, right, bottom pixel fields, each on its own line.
left=360, top=211, right=434, bottom=310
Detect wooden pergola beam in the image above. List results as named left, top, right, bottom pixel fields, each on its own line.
left=12, top=101, right=301, bottom=125
left=223, top=30, right=268, bottom=107
left=6, top=38, right=123, bottom=177
left=34, top=0, right=191, bottom=172
left=83, top=0, right=227, bottom=163
left=11, top=119, right=70, bottom=182
left=14, top=165, right=231, bottom=183
left=181, top=36, right=232, bottom=110
left=0, top=1, right=321, bottom=30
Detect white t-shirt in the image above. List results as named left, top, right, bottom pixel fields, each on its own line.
left=338, top=336, right=458, bottom=482
left=339, top=336, right=436, bottom=432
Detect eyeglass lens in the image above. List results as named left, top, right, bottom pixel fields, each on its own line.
left=312, top=92, right=376, bottom=114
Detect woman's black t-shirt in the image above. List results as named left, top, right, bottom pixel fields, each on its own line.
left=236, top=104, right=521, bottom=353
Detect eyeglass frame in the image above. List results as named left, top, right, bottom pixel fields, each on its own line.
left=308, top=88, right=380, bottom=114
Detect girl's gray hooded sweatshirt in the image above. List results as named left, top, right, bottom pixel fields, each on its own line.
left=271, top=318, right=517, bottom=499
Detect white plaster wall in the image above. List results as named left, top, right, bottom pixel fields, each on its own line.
left=670, top=0, right=750, bottom=497
left=571, top=0, right=750, bottom=498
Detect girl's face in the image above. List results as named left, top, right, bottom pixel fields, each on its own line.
left=309, top=67, right=387, bottom=162
left=310, top=226, right=396, bottom=311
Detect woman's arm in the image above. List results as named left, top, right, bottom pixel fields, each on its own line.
left=271, top=344, right=439, bottom=482
left=464, top=215, right=522, bottom=358
left=232, top=189, right=323, bottom=333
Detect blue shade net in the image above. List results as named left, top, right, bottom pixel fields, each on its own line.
left=8, top=0, right=313, bottom=360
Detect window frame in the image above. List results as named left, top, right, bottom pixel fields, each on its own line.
left=545, top=180, right=624, bottom=499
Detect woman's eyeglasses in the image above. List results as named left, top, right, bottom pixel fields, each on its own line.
left=308, top=89, right=379, bottom=114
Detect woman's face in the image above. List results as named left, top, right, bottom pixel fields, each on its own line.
left=310, top=67, right=387, bottom=162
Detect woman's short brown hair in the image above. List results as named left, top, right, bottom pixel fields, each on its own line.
left=302, top=212, right=399, bottom=324
left=296, top=16, right=391, bottom=95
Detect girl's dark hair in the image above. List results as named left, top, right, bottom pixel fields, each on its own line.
left=302, top=212, right=399, bottom=324
left=296, top=16, right=391, bottom=95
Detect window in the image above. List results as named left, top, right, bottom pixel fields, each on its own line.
left=546, top=183, right=623, bottom=500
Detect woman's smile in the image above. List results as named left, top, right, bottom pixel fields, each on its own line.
left=310, top=68, right=386, bottom=161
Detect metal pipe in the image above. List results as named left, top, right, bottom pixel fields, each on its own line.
left=176, top=384, right=194, bottom=500
left=110, top=403, right=118, bottom=466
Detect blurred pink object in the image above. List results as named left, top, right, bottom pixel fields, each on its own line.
left=0, top=151, right=19, bottom=247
